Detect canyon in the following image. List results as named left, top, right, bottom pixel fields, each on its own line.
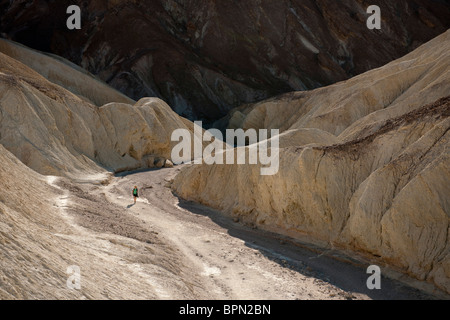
left=0, top=4, right=449, bottom=299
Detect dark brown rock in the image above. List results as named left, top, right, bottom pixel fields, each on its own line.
left=1, top=0, right=448, bottom=121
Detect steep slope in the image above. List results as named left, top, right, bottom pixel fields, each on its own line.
left=0, top=42, right=208, bottom=299
left=172, top=32, right=450, bottom=294
left=1, top=0, right=448, bottom=120
left=0, top=48, right=200, bottom=177
left=0, top=38, right=134, bottom=107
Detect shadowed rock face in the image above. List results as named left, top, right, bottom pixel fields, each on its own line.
left=1, top=0, right=449, bottom=121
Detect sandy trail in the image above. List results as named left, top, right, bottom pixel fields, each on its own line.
left=62, top=166, right=430, bottom=301
left=51, top=168, right=436, bottom=300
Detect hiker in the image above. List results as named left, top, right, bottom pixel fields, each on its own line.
left=132, top=186, right=139, bottom=204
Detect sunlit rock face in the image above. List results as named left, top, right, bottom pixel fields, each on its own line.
left=172, top=31, right=450, bottom=294
left=0, top=42, right=202, bottom=177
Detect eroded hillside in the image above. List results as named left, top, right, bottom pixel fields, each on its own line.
left=0, top=44, right=201, bottom=177
left=172, top=31, right=450, bottom=294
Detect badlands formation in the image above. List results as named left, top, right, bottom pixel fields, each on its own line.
left=0, top=39, right=208, bottom=299
left=0, top=38, right=201, bottom=178
left=173, top=30, right=450, bottom=294
left=0, top=29, right=449, bottom=298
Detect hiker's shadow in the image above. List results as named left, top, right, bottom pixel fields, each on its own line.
left=126, top=203, right=135, bottom=209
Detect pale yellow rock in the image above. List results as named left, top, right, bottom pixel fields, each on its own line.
left=0, top=29, right=449, bottom=297
left=0, top=50, right=201, bottom=177
left=0, top=45, right=206, bottom=299
left=154, top=157, right=166, bottom=168
left=164, top=159, right=174, bottom=168
left=0, top=144, right=193, bottom=299
left=172, top=30, right=450, bottom=294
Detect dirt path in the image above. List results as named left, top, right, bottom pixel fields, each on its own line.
left=52, top=166, right=437, bottom=300
left=72, top=166, right=432, bottom=301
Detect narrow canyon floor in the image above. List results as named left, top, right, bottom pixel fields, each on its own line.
left=51, top=166, right=439, bottom=300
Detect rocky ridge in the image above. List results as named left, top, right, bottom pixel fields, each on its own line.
left=0, top=40, right=201, bottom=177
left=172, top=31, right=450, bottom=294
